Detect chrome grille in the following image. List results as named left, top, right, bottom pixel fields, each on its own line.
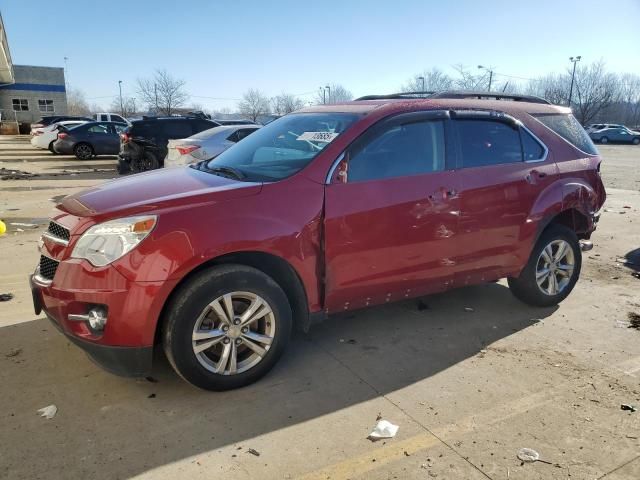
left=47, top=221, right=70, bottom=241
left=39, top=255, right=59, bottom=281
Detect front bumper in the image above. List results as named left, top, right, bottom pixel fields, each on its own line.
left=29, top=260, right=166, bottom=377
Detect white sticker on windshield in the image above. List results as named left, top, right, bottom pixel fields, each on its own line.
left=297, top=131, right=339, bottom=143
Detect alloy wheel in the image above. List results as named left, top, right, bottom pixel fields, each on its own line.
left=536, top=239, right=575, bottom=296
left=76, top=144, right=92, bottom=159
left=191, top=291, right=276, bottom=375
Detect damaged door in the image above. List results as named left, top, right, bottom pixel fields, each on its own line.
left=323, top=111, right=461, bottom=312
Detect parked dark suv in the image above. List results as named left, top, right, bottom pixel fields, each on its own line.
left=31, top=91, right=606, bottom=391
left=118, top=116, right=220, bottom=173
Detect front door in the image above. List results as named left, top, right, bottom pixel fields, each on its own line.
left=323, top=111, right=460, bottom=312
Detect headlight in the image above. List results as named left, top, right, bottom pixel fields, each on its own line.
left=71, top=215, right=157, bottom=267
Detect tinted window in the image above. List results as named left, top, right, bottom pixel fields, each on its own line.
left=348, top=120, right=445, bottom=182
left=131, top=122, right=154, bottom=138
left=193, top=120, right=217, bottom=133
left=236, top=128, right=257, bottom=141
left=533, top=113, right=598, bottom=155
left=111, top=115, right=126, bottom=123
left=457, top=120, right=522, bottom=168
left=226, top=131, right=240, bottom=143
left=521, top=128, right=545, bottom=160
left=164, top=121, right=192, bottom=138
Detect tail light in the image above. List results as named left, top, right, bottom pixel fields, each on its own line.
left=177, top=145, right=201, bottom=155
left=120, top=132, right=131, bottom=143
left=57, top=132, right=68, bottom=140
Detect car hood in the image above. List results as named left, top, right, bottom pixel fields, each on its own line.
left=60, top=166, right=262, bottom=217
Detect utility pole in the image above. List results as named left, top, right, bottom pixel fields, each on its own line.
left=154, top=83, right=158, bottom=113
left=568, top=56, right=582, bottom=107
left=477, top=65, right=494, bottom=91
left=319, top=86, right=325, bottom=104
left=325, top=85, right=331, bottom=104
left=118, top=80, right=123, bottom=116
left=418, top=76, right=425, bottom=93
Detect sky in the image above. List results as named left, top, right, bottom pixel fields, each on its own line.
left=4, top=0, right=640, bottom=111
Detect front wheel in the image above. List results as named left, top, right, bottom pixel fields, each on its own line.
left=508, top=224, right=581, bottom=307
left=632, top=138, right=640, bottom=145
left=599, top=136, right=609, bottom=144
left=74, top=143, right=94, bottom=160
left=162, top=265, right=292, bottom=390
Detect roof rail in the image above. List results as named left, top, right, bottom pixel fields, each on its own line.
left=355, top=91, right=436, bottom=101
left=429, top=91, right=551, bottom=104
left=354, top=90, right=551, bottom=105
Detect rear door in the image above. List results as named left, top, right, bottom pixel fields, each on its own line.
left=324, top=111, right=461, bottom=311
left=451, top=112, right=555, bottom=283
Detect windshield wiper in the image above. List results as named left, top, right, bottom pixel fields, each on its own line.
left=191, top=161, right=246, bottom=180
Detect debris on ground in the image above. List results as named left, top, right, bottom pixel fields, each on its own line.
left=0, top=168, right=39, bottom=180
left=5, top=348, right=22, bottom=358
left=145, top=376, right=158, bottom=383
left=632, top=272, right=640, bottom=280
left=621, top=404, right=637, bottom=412
left=147, top=393, right=156, bottom=399
left=9, top=222, right=38, bottom=228
left=346, top=339, right=357, bottom=344
left=517, top=447, right=553, bottom=465
left=0, top=293, right=14, bottom=301
left=464, top=307, right=474, bottom=312
left=628, top=313, right=640, bottom=330
left=376, top=412, right=382, bottom=421
left=247, top=448, right=260, bottom=457
left=37, top=405, right=58, bottom=419
left=368, top=420, right=399, bottom=441
left=0, top=219, right=5, bottom=235
left=417, top=300, right=430, bottom=311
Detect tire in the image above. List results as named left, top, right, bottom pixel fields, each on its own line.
left=632, top=138, right=640, bottom=145
left=508, top=224, right=582, bottom=307
left=74, top=143, right=94, bottom=160
left=599, top=136, right=608, bottom=144
left=162, top=264, right=293, bottom=391
left=48, top=141, right=58, bottom=155
left=131, top=151, right=159, bottom=172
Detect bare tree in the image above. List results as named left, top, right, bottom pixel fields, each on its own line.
left=238, top=89, right=271, bottom=122
left=572, top=61, right=619, bottom=125
left=137, top=69, right=189, bottom=116
left=66, top=87, right=91, bottom=116
left=270, top=93, right=304, bottom=115
left=315, top=84, right=353, bottom=104
left=109, top=96, right=137, bottom=117
left=525, top=74, right=569, bottom=105
left=400, top=68, right=453, bottom=93
left=451, top=64, right=487, bottom=90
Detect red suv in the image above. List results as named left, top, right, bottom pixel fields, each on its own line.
left=31, top=92, right=606, bottom=390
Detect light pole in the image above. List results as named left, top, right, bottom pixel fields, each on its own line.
left=477, top=65, right=494, bottom=92
left=118, top=80, right=123, bottom=116
left=325, top=85, right=331, bottom=104
left=568, top=56, right=582, bottom=107
left=418, top=76, right=425, bottom=93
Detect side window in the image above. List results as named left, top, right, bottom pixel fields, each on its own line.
left=163, top=121, right=192, bottom=138
left=533, top=113, right=598, bottom=155
left=226, top=131, right=240, bottom=143
left=111, top=115, right=126, bottom=124
left=88, top=124, right=108, bottom=134
left=99, top=114, right=109, bottom=121
left=521, top=128, right=545, bottom=161
left=456, top=120, right=522, bottom=168
left=347, top=120, right=445, bottom=182
left=236, top=128, right=257, bottom=141
left=194, top=120, right=215, bottom=132
left=114, top=124, right=127, bottom=134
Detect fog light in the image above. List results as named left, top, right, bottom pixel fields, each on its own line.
left=68, top=307, right=108, bottom=331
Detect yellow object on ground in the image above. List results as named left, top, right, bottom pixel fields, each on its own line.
left=0, top=219, right=6, bottom=235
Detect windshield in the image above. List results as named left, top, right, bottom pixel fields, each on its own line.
left=205, top=113, right=360, bottom=181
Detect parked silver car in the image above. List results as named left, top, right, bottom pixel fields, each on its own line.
left=164, top=124, right=261, bottom=167
left=589, top=126, right=640, bottom=145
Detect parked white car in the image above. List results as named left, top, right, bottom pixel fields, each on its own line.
left=164, top=124, right=260, bottom=167
left=30, top=120, right=88, bottom=152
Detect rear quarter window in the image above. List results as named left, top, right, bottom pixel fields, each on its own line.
left=533, top=113, right=598, bottom=155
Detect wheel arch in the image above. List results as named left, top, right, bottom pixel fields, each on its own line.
left=155, top=250, right=311, bottom=345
